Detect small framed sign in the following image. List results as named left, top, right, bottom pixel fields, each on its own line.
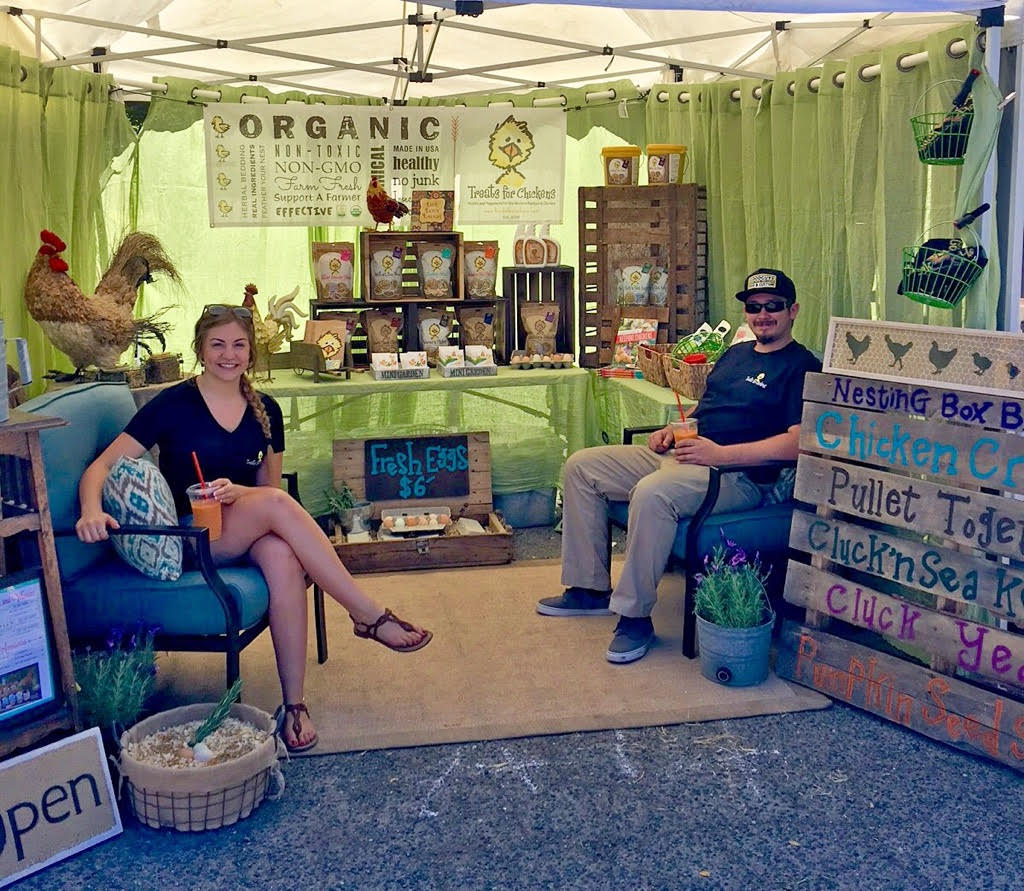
left=364, top=434, right=470, bottom=502
left=0, top=569, right=59, bottom=731
left=410, top=190, right=455, bottom=231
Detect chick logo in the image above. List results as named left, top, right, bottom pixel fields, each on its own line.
left=210, top=115, right=231, bottom=138
left=488, top=115, right=535, bottom=188
left=217, top=200, right=233, bottom=216
left=329, top=257, right=342, bottom=275
left=316, top=331, right=343, bottom=360
left=216, top=172, right=231, bottom=189
left=474, top=256, right=486, bottom=272
left=745, top=371, right=768, bottom=390
left=215, top=144, right=231, bottom=161
left=430, top=256, right=442, bottom=272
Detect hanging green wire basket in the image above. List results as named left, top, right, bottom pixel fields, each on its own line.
left=910, top=79, right=974, bottom=166
left=899, top=222, right=987, bottom=309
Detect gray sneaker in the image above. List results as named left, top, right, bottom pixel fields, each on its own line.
left=536, top=587, right=613, bottom=616
left=606, top=616, right=654, bottom=663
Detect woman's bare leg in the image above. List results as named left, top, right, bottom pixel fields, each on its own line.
left=249, top=533, right=316, bottom=749
left=212, top=488, right=426, bottom=648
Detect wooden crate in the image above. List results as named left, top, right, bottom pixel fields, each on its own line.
left=331, top=431, right=512, bottom=573
left=578, top=184, right=707, bottom=367
left=360, top=231, right=465, bottom=302
left=502, top=265, right=575, bottom=359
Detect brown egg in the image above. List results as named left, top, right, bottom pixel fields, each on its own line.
left=438, top=514, right=451, bottom=526
left=383, top=516, right=395, bottom=529
left=405, top=515, right=420, bottom=526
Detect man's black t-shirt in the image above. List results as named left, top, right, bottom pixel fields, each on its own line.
left=692, top=340, right=820, bottom=481
left=124, top=379, right=286, bottom=516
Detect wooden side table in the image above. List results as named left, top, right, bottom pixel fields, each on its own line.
left=0, top=410, right=79, bottom=757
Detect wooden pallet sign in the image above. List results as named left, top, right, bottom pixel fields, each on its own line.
left=823, top=317, right=1024, bottom=397
left=780, top=363, right=1024, bottom=771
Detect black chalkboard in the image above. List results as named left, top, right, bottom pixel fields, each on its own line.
left=364, top=434, right=470, bottom=502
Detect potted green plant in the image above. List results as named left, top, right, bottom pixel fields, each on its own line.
left=692, top=537, right=774, bottom=687
left=73, top=623, right=159, bottom=752
left=324, top=481, right=373, bottom=534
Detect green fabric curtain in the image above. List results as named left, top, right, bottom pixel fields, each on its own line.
left=645, top=24, right=993, bottom=351
left=0, top=48, right=135, bottom=389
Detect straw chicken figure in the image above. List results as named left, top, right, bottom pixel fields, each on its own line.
left=24, top=230, right=179, bottom=375
left=366, top=176, right=409, bottom=230
left=241, top=283, right=307, bottom=380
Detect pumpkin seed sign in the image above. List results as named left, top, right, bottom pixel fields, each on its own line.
left=365, top=435, right=470, bottom=502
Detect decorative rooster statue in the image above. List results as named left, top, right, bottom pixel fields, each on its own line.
left=365, top=176, right=409, bottom=230
left=241, top=283, right=307, bottom=380
left=24, top=230, right=179, bottom=375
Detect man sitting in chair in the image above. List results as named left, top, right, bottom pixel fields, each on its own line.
left=537, top=268, right=821, bottom=663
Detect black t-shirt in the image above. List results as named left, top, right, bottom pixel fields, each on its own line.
left=124, top=379, right=285, bottom=516
left=692, top=340, right=820, bottom=480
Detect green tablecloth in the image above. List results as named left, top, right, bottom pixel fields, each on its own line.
left=589, top=373, right=696, bottom=445
left=257, top=367, right=592, bottom=514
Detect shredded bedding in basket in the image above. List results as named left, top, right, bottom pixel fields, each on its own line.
left=125, top=717, right=271, bottom=768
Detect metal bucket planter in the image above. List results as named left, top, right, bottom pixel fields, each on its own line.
left=696, top=613, right=774, bottom=687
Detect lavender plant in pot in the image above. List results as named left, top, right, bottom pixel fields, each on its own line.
left=324, top=481, right=372, bottom=535
left=692, top=537, right=774, bottom=687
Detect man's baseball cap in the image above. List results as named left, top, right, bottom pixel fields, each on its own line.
left=735, top=267, right=797, bottom=304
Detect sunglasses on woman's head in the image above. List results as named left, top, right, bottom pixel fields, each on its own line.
left=203, top=304, right=253, bottom=320
left=743, top=299, right=790, bottom=314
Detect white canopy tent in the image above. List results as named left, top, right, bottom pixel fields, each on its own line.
left=1, top=1, right=1022, bottom=329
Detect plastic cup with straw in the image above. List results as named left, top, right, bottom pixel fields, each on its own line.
left=187, top=451, right=222, bottom=541
left=670, top=393, right=698, bottom=447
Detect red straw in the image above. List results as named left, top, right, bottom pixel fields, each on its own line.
left=674, top=390, right=686, bottom=421
left=191, top=451, right=206, bottom=487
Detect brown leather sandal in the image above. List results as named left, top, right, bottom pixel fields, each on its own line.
left=275, top=702, right=319, bottom=753
left=349, top=608, right=433, bottom=653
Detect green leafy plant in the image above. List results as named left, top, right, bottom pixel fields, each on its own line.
left=73, top=624, right=158, bottom=736
left=189, top=678, right=243, bottom=746
left=692, top=537, right=772, bottom=628
left=323, top=481, right=358, bottom=515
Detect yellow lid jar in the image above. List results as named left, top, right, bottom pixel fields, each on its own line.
left=645, top=144, right=687, bottom=184
left=601, top=146, right=641, bottom=186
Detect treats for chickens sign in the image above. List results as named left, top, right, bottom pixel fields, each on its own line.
left=203, top=105, right=565, bottom=227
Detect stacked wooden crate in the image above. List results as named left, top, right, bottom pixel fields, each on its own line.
left=577, top=184, right=707, bottom=368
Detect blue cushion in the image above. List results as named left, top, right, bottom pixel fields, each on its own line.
left=61, top=556, right=270, bottom=638
left=608, top=500, right=795, bottom=564
left=21, top=382, right=138, bottom=580
left=102, top=456, right=182, bottom=580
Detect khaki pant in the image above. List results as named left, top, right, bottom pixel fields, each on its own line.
left=560, top=445, right=763, bottom=617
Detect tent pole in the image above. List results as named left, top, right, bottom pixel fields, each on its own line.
left=1005, top=37, right=1024, bottom=335
left=981, top=19, right=1004, bottom=331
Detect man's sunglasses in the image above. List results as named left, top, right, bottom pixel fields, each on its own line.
left=203, top=304, right=253, bottom=320
left=743, top=299, right=791, bottom=314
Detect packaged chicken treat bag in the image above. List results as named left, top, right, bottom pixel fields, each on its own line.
left=362, top=309, right=403, bottom=354
left=464, top=241, right=499, bottom=298
left=311, top=242, right=355, bottom=303
left=303, top=318, right=353, bottom=370
left=417, top=244, right=455, bottom=299
left=520, top=304, right=559, bottom=356
left=418, top=307, right=453, bottom=366
left=457, top=306, right=496, bottom=348
left=369, top=239, right=406, bottom=300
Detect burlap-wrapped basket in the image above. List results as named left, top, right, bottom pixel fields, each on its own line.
left=664, top=354, right=714, bottom=401
left=636, top=343, right=672, bottom=387
left=117, top=702, right=283, bottom=832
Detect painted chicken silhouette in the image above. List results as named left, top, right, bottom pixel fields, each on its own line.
left=928, top=340, right=958, bottom=374
left=24, top=230, right=178, bottom=374
left=972, top=352, right=993, bottom=375
left=845, top=331, right=871, bottom=364
left=366, top=176, right=409, bottom=230
left=884, top=334, right=912, bottom=370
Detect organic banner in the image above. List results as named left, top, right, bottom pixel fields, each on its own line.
left=204, top=105, right=456, bottom=227
left=455, top=107, right=566, bottom=225
left=203, top=104, right=565, bottom=228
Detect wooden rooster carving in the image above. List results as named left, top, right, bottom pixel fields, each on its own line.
left=366, top=176, right=409, bottom=230
left=25, top=230, right=180, bottom=374
left=242, top=283, right=308, bottom=380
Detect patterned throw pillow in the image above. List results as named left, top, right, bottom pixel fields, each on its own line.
left=101, top=456, right=182, bottom=580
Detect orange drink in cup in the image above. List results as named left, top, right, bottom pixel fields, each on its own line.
left=670, top=418, right=698, bottom=446
left=187, top=483, right=222, bottom=542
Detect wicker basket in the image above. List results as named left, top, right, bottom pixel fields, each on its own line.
left=664, top=354, right=713, bottom=401
left=117, top=702, right=283, bottom=832
left=636, top=343, right=673, bottom=387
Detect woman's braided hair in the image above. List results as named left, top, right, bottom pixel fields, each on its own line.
left=193, top=306, right=272, bottom=440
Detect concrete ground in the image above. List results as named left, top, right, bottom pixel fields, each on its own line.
left=14, top=527, right=1023, bottom=890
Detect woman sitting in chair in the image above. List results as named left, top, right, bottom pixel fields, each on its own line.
left=75, top=304, right=432, bottom=753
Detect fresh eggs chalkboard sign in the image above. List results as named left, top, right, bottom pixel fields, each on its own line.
left=364, top=434, right=470, bottom=502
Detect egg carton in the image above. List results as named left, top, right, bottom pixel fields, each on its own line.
left=380, top=505, right=452, bottom=534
